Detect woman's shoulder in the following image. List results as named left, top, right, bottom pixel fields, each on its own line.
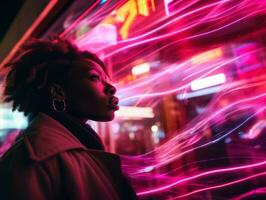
left=0, top=135, right=32, bottom=178
left=0, top=135, right=25, bottom=161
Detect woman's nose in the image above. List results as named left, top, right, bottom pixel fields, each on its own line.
left=105, top=83, right=117, bottom=96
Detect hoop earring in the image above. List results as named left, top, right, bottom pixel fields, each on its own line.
left=52, top=98, right=66, bottom=112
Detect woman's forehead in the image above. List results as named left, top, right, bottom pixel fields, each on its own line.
left=73, top=59, right=106, bottom=75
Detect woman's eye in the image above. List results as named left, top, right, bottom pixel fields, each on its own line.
left=89, top=74, right=101, bottom=81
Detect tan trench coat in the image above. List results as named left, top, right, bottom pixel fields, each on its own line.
left=0, top=113, right=137, bottom=200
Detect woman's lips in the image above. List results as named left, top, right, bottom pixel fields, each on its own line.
left=108, top=96, right=119, bottom=110
left=108, top=104, right=119, bottom=110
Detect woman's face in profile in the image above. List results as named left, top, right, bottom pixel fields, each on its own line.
left=64, top=59, right=119, bottom=122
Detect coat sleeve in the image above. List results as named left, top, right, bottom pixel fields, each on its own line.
left=0, top=159, right=55, bottom=200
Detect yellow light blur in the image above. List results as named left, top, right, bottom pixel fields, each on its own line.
left=191, top=48, right=223, bottom=64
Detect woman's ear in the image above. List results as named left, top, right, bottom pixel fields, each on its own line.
left=48, top=83, right=66, bottom=100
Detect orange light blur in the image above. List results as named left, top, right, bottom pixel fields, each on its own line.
left=116, top=0, right=156, bottom=39
left=191, top=48, right=223, bottom=64
left=138, top=0, right=155, bottom=16
left=116, top=0, right=138, bottom=39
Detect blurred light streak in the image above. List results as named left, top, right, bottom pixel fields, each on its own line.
left=175, top=10, right=264, bottom=41
left=182, top=49, right=261, bottom=81
left=118, top=59, right=228, bottom=103
left=163, top=0, right=171, bottom=16
left=115, top=106, right=154, bottom=119
left=137, top=0, right=199, bottom=33
left=138, top=108, right=264, bottom=171
left=119, top=84, right=189, bottom=103
left=117, top=49, right=262, bottom=105
left=76, top=24, right=118, bottom=52
left=131, top=62, right=150, bottom=76
left=63, top=0, right=266, bottom=198
left=123, top=89, right=266, bottom=172
left=100, top=0, right=107, bottom=4
left=222, top=79, right=266, bottom=95
left=138, top=160, right=266, bottom=196
left=117, top=61, right=191, bottom=92
left=59, top=1, right=101, bottom=38
left=173, top=172, right=266, bottom=199
left=103, top=0, right=266, bottom=58
left=103, top=0, right=231, bottom=56
left=191, top=48, right=223, bottom=64
left=177, top=86, right=221, bottom=99
left=74, top=1, right=127, bottom=43
left=190, top=73, right=226, bottom=91
left=116, top=0, right=232, bottom=43
left=247, top=120, right=266, bottom=139
left=106, top=10, right=261, bottom=58
left=232, top=187, right=266, bottom=200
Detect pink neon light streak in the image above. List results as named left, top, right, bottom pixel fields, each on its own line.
left=174, top=172, right=266, bottom=199
left=60, top=0, right=266, bottom=199
left=59, top=1, right=101, bottom=38
left=138, top=160, right=266, bottom=196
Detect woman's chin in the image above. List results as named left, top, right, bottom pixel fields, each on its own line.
left=93, top=113, right=115, bottom=122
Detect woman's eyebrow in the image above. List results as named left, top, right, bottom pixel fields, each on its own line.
left=87, top=67, right=103, bottom=75
left=88, top=67, right=109, bottom=81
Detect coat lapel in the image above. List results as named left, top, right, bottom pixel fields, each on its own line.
left=23, top=113, right=86, bottom=161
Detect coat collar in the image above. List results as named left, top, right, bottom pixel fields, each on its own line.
left=23, top=113, right=87, bottom=161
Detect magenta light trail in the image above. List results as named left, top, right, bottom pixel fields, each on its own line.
left=132, top=107, right=266, bottom=172
left=118, top=83, right=266, bottom=198
left=103, top=10, right=262, bottom=59
left=118, top=50, right=261, bottom=104
left=59, top=1, right=101, bottom=38
left=138, top=161, right=266, bottom=196
left=232, top=187, right=266, bottom=200
left=108, top=0, right=232, bottom=44
left=173, top=172, right=266, bottom=199
left=100, top=0, right=266, bottom=58
left=116, top=54, right=225, bottom=93
left=64, top=0, right=266, bottom=199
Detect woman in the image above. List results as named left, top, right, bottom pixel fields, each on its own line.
left=0, top=38, right=138, bottom=200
